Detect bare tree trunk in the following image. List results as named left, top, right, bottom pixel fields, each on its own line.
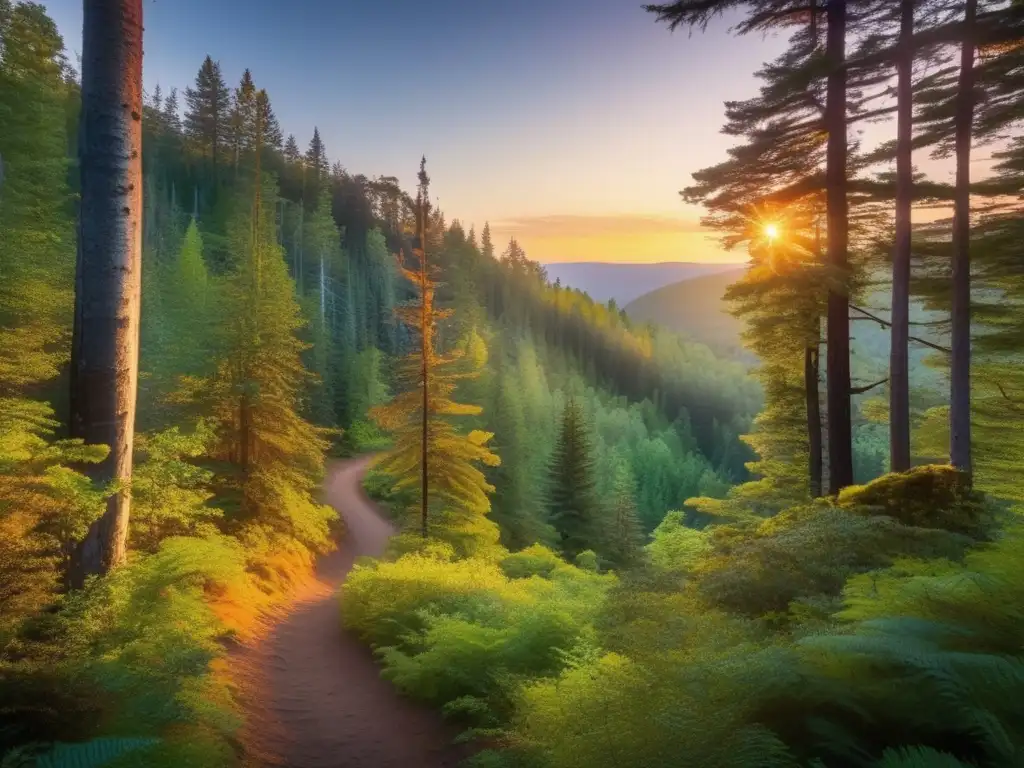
left=950, top=0, right=976, bottom=475
left=419, top=197, right=429, bottom=540
left=890, top=0, right=915, bottom=473
left=825, top=0, right=853, bottom=494
left=70, top=0, right=144, bottom=587
left=806, top=345, right=823, bottom=497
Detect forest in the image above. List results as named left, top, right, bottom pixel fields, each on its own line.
left=1, top=0, right=1024, bottom=766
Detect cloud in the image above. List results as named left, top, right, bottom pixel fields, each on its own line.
left=490, top=214, right=706, bottom=239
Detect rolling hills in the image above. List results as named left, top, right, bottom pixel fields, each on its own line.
left=542, top=261, right=742, bottom=307
left=624, top=268, right=747, bottom=357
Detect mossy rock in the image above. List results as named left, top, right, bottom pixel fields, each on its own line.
left=837, top=465, right=988, bottom=536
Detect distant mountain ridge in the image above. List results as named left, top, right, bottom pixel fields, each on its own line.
left=542, top=261, right=743, bottom=306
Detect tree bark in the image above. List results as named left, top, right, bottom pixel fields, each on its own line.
left=805, top=345, right=823, bottom=497
left=950, top=0, right=976, bottom=474
left=70, top=0, right=144, bottom=587
left=419, top=197, right=430, bottom=540
left=825, top=0, right=853, bottom=494
left=890, top=0, right=914, bottom=473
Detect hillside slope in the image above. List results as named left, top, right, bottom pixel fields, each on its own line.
left=624, top=268, right=746, bottom=357
left=626, top=269, right=948, bottom=393
left=542, top=261, right=742, bottom=306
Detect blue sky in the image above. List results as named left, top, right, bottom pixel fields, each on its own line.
left=45, top=0, right=793, bottom=261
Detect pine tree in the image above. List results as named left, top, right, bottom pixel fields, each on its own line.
left=142, top=220, right=216, bottom=419
left=229, top=68, right=256, bottom=170
left=304, top=195, right=343, bottom=426
left=481, top=221, right=495, bottom=260
left=201, top=107, right=330, bottom=546
left=547, top=397, right=602, bottom=560
left=305, top=127, right=329, bottom=208
left=283, top=133, right=300, bottom=163
left=256, top=89, right=282, bottom=150
left=371, top=159, right=500, bottom=548
left=184, top=55, right=232, bottom=174
left=604, top=459, right=645, bottom=570
left=487, top=355, right=554, bottom=549
left=0, top=2, right=74, bottom=393
left=162, top=86, right=181, bottom=132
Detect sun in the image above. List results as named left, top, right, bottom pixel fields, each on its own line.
left=764, top=223, right=780, bottom=241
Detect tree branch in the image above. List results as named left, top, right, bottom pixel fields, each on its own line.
left=849, top=304, right=951, bottom=354
left=851, top=378, right=888, bottom=395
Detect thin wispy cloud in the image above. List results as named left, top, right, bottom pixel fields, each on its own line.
left=491, top=214, right=706, bottom=239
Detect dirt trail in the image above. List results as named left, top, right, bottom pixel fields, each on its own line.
left=236, top=456, right=467, bottom=768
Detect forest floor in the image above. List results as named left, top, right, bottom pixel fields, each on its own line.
left=233, top=456, right=469, bottom=768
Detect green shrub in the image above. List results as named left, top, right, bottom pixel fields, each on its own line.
left=500, top=545, right=562, bottom=579
left=341, top=548, right=613, bottom=725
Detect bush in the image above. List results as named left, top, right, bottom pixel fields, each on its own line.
left=837, top=464, right=991, bottom=537
left=340, top=547, right=613, bottom=726
left=501, top=545, right=563, bottom=580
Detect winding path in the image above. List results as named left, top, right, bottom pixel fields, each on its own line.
left=236, top=457, right=467, bottom=768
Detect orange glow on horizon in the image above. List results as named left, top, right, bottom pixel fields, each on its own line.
left=488, top=227, right=747, bottom=265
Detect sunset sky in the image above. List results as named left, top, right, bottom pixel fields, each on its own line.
left=44, top=0, right=975, bottom=263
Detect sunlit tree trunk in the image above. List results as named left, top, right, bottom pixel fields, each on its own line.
left=825, top=0, right=853, bottom=494
left=70, top=0, right=144, bottom=585
left=950, top=0, right=977, bottom=475
left=890, top=0, right=914, bottom=473
left=418, top=189, right=430, bottom=539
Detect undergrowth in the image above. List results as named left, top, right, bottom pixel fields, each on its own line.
left=344, top=466, right=1023, bottom=768
left=1, top=424, right=338, bottom=768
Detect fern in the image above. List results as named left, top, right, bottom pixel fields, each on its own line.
left=875, top=746, right=974, bottom=768
left=28, top=739, right=158, bottom=768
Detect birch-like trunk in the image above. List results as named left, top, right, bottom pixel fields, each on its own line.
left=70, top=0, right=144, bottom=586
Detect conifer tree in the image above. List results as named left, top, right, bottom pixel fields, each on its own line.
left=547, top=397, right=602, bottom=560
left=229, top=68, right=256, bottom=170
left=371, top=159, right=500, bottom=545
left=487, top=357, right=553, bottom=548
left=604, top=459, right=645, bottom=569
left=0, top=2, right=73, bottom=393
left=256, top=89, right=283, bottom=150
left=142, top=220, right=216, bottom=419
left=648, top=0, right=860, bottom=492
left=184, top=55, right=232, bottom=174
left=201, top=95, right=330, bottom=544
left=305, top=127, right=329, bottom=208
left=162, top=86, right=181, bottom=133
left=481, top=221, right=495, bottom=260
left=304, top=195, right=343, bottom=426
left=283, top=134, right=301, bottom=163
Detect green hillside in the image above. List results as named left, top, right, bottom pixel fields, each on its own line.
left=624, top=268, right=747, bottom=358
left=626, top=267, right=948, bottom=394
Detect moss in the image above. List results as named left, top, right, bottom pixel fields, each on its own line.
left=838, top=465, right=990, bottom=537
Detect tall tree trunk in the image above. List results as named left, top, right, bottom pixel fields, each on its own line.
left=950, top=0, right=976, bottom=474
left=806, top=344, right=823, bottom=497
left=890, top=0, right=915, bottom=473
left=70, top=0, right=144, bottom=587
left=419, top=199, right=430, bottom=540
left=825, top=0, right=853, bottom=494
